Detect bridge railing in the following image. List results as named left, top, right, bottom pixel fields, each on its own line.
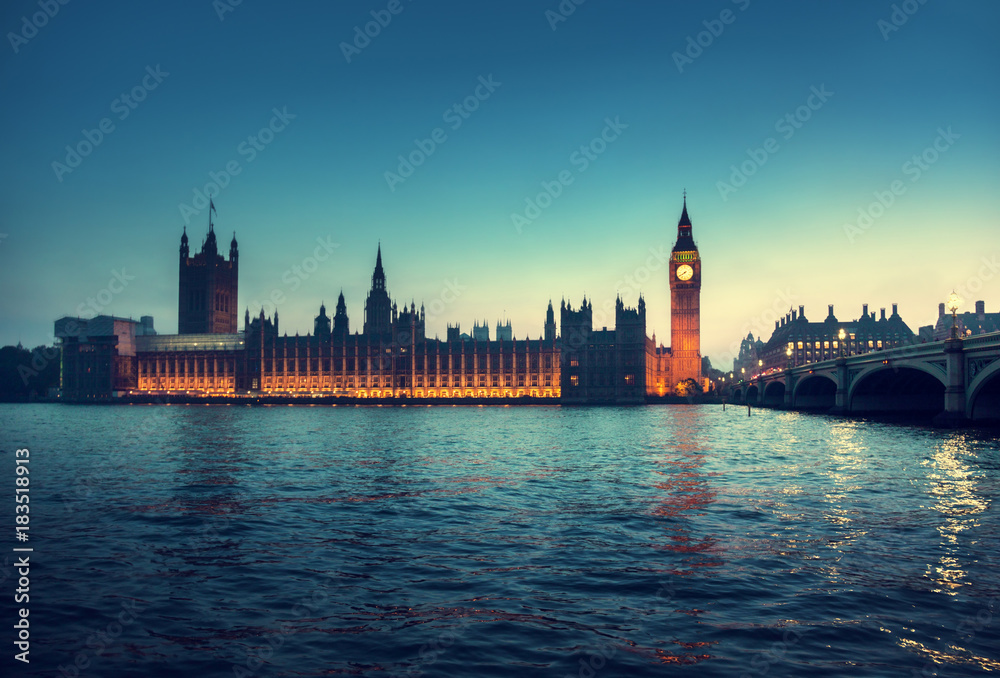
left=961, top=331, right=1000, bottom=350
left=779, top=340, right=944, bottom=373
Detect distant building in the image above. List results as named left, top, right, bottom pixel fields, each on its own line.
left=921, top=300, right=1000, bottom=340
left=496, top=320, right=513, bottom=342
left=54, top=316, right=146, bottom=399
left=56, top=199, right=704, bottom=402
left=472, top=321, right=490, bottom=342
left=559, top=295, right=648, bottom=404
left=734, top=303, right=917, bottom=376
left=178, top=213, right=238, bottom=334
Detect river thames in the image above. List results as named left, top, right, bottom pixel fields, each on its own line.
left=2, top=403, right=999, bottom=677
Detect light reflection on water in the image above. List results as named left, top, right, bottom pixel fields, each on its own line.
left=1, top=403, right=998, bottom=677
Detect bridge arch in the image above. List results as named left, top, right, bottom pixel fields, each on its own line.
left=745, top=384, right=759, bottom=404
left=792, top=373, right=837, bottom=410
left=848, top=363, right=946, bottom=416
left=968, top=359, right=1000, bottom=422
left=763, top=380, right=786, bottom=407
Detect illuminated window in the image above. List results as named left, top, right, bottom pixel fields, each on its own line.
left=570, top=375, right=579, bottom=386
left=797, top=342, right=803, bottom=349
left=570, top=358, right=579, bottom=367
left=624, top=374, right=635, bottom=385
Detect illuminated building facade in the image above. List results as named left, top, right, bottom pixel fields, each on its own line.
left=734, top=303, right=918, bottom=376
left=668, top=195, right=702, bottom=387
left=58, top=200, right=704, bottom=402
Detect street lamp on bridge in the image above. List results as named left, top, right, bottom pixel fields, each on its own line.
left=946, top=291, right=961, bottom=340
left=786, top=345, right=793, bottom=370
left=838, top=328, right=846, bottom=358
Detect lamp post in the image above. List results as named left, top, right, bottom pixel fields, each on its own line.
left=946, top=291, right=961, bottom=340
left=786, top=345, right=792, bottom=370
left=838, top=328, right=846, bottom=358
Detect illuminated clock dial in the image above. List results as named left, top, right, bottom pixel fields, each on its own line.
left=676, top=264, right=694, bottom=281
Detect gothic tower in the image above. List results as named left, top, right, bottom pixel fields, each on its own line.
left=544, top=300, right=556, bottom=341
left=178, top=205, right=238, bottom=334
left=314, top=302, right=331, bottom=340
left=333, top=291, right=349, bottom=340
left=363, top=244, right=392, bottom=336
left=669, top=194, right=701, bottom=388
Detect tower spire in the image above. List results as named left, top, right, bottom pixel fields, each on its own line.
left=678, top=191, right=691, bottom=227
left=371, top=243, right=386, bottom=291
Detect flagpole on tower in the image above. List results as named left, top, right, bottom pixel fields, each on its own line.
left=209, top=198, right=217, bottom=230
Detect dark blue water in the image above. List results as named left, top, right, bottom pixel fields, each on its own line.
left=1, top=404, right=999, bottom=677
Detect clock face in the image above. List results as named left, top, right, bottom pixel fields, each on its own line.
left=676, top=264, right=694, bottom=281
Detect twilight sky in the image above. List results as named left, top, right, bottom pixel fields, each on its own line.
left=1, top=0, right=998, bottom=367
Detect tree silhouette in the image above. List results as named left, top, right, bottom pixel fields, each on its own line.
left=0, top=344, right=60, bottom=402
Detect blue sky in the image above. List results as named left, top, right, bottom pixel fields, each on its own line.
left=1, top=0, right=998, bottom=367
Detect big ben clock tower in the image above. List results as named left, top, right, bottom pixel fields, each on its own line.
left=669, top=194, right=702, bottom=388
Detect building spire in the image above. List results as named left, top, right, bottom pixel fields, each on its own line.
left=678, top=190, right=691, bottom=227
left=371, top=243, right=386, bottom=292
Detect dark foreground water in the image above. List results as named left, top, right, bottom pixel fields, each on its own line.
left=1, top=404, right=999, bottom=677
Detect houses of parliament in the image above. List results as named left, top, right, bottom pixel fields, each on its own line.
left=55, top=200, right=704, bottom=403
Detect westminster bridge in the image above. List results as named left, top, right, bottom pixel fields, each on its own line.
left=726, top=332, right=1000, bottom=424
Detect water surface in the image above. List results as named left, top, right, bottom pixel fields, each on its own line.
left=2, top=404, right=998, bottom=677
